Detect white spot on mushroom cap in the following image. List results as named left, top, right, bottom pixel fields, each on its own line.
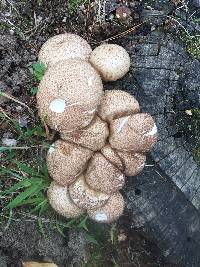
left=144, top=124, right=157, bottom=137
left=48, top=145, right=55, bottom=154
left=95, top=212, right=108, bottom=222
left=49, top=99, right=66, bottom=113
left=117, top=116, right=130, bottom=133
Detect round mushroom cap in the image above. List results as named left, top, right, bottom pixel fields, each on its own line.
left=89, top=44, right=130, bottom=81
left=47, top=140, right=93, bottom=186
left=69, top=174, right=110, bottom=210
left=117, top=151, right=146, bottom=176
left=101, top=144, right=124, bottom=171
left=85, top=152, right=125, bottom=194
left=87, top=192, right=125, bottom=223
left=37, top=59, right=103, bottom=132
left=38, top=33, right=92, bottom=67
left=47, top=181, right=84, bottom=218
left=109, top=113, right=158, bottom=152
left=60, top=116, right=109, bottom=151
left=98, top=90, right=140, bottom=122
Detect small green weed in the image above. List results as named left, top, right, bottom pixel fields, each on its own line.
left=68, top=0, right=88, bottom=14
left=29, top=61, right=46, bottom=95
left=179, top=33, right=200, bottom=60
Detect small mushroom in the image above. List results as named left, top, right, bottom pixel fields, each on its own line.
left=47, top=140, right=93, bottom=186
left=38, top=33, right=92, bottom=67
left=98, top=90, right=140, bottom=122
left=87, top=192, right=125, bottom=223
left=101, top=143, right=124, bottom=171
left=69, top=174, right=110, bottom=210
left=109, top=113, right=158, bottom=152
left=37, top=59, right=103, bottom=132
left=117, top=151, right=146, bottom=176
left=85, top=152, right=125, bottom=194
left=61, top=116, right=109, bottom=151
left=47, top=181, right=84, bottom=218
left=89, top=44, right=130, bottom=81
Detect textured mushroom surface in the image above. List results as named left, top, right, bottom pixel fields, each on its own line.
left=101, top=143, right=124, bottom=171
left=85, top=152, right=125, bottom=194
left=47, top=140, right=93, bottom=186
left=109, top=113, right=158, bottom=152
left=87, top=192, right=125, bottom=223
left=38, top=33, right=92, bottom=67
left=98, top=90, right=140, bottom=122
left=69, top=174, right=110, bottom=209
left=37, top=59, right=103, bottom=132
left=47, top=181, right=84, bottom=218
left=61, top=116, right=109, bottom=151
left=117, top=151, right=146, bottom=176
left=89, top=44, right=130, bottom=81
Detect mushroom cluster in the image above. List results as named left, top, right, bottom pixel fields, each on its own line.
left=36, top=33, right=158, bottom=223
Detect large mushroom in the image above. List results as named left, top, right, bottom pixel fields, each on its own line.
left=85, top=152, right=125, bottom=194
left=89, top=44, right=130, bottom=81
left=47, top=181, right=84, bottom=218
left=38, top=33, right=92, bottom=67
left=60, top=116, right=109, bottom=151
left=47, top=140, right=93, bottom=186
left=87, top=192, right=125, bottom=223
left=98, top=90, right=140, bottom=122
left=69, top=174, right=110, bottom=210
left=37, top=59, right=103, bottom=132
left=109, top=113, right=158, bottom=152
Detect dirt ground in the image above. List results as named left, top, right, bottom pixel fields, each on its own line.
left=0, top=0, right=199, bottom=266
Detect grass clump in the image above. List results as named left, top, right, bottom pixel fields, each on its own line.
left=68, top=0, right=88, bottom=14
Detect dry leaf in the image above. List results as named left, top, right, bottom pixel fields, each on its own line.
left=22, top=262, right=58, bottom=267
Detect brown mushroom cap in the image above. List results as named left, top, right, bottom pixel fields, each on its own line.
left=60, top=116, right=109, bottom=151
left=87, top=192, right=125, bottom=223
left=98, top=90, right=140, bottom=122
left=109, top=113, right=158, bottom=152
left=89, top=44, right=130, bottom=81
left=85, top=152, right=125, bottom=194
left=38, top=33, right=92, bottom=67
left=117, top=151, right=146, bottom=176
left=37, top=59, right=103, bottom=132
left=47, top=140, right=93, bottom=186
left=69, top=174, right=110, bottom=210
left=100, top=143, right=124, bottom=171
left=47, top=181, right=84, bottom=218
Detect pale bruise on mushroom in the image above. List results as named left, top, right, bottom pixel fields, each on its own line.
left=69, top=174, right=110, bottom=210
left=109, top=113, right=158, bottom=152
left=37, top=59, right=103, bottom=132
left=47, top=140, right=93, bottom=186
left=87, top=192, right=125, bottom=223
left=98, top=90, right=140, bottom=123
left=60, top=116, right=109, bottom=151
left=38, top=33, right=92, bottom=67
left=85, top=152, right=125, bottom=194
left=47, top=181, right=84, bottom=218
left=117, top=151, right=146, bottom=177
left=89, top=44, right=130, bottom=81
left=101, top=143, right=124, bottom=171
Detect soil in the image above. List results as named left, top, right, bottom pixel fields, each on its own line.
left=0, top=0, right=199, bottom=267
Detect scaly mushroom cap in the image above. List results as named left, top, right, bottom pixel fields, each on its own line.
left=69, top=174, right=110, bottom=210
left=47, top=181, right=84, bottom=218
left=109, top=113, right=158, bottom=152
left=100, top=144, right=124, bottom=171
left=89, top=44, right=130, bottom=81
left=98, top=90, right=140, bottom=122
left=60, top=116, right=109, bottom=151
left=87, top=192, right=125, bottom=223
left=37, top=59, right=103, bottom=132
left=85, top=152, right=125, bottom=194
left=38, top=33, right=92, bottom=67
left=47, top=140, right=93, bottom=186
left=117, top=151, right=146, bottom=176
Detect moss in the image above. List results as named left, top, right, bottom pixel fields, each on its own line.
left=179, top=33, right=200, bottom=61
